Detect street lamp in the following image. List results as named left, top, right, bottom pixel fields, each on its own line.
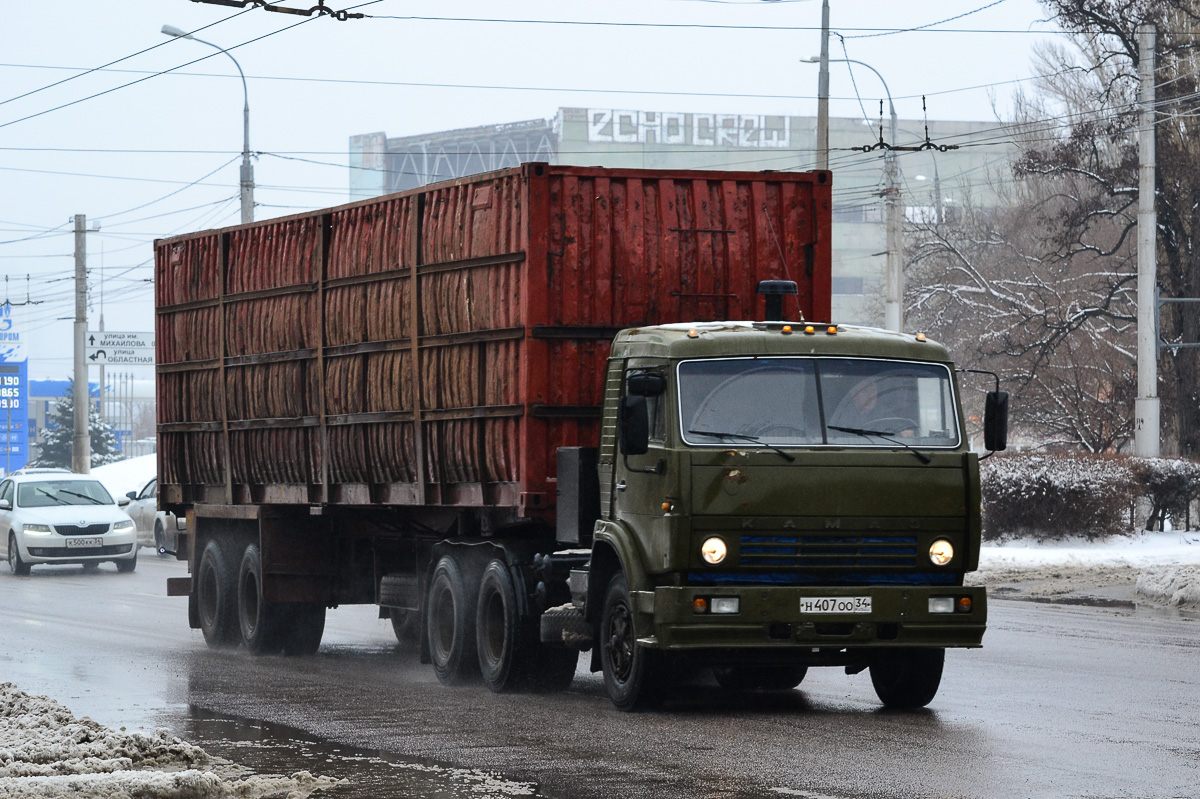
left=805, top=56, right=903, bottom=333
left=163, top=24, right=255, bottom=224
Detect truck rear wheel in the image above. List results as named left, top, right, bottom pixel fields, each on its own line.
left=197, top=538, right=240, bottom=649
left=600, top=572, right=664, bottom=711
left=238, top=543, right=284, bottom=655
left=869, top=648, right=945, bottom=709
left=713, top=665, right=808, bottom=692
left=476, top=559, right=577, bottom=693
left=426, top=554, right=479, bottom=685
left=280, top=603, right=325, bottom=656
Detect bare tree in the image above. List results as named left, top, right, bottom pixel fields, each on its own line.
left=908, top=0, right=1200, bottom=454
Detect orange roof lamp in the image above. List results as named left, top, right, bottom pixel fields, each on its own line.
left=757, top=280, right=799, bottom=322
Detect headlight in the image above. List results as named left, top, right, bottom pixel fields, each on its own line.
left=112, top=520, right=135, bottom=533
left=928, top=539, right=954, bottom=566
left=22, top=524, right=53, bottom=535
left=700, top=537, right=727, bottom=565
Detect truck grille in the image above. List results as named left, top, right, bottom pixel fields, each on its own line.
left=54, top=523, right=111, bottom=536
left=740, top=534, right=917, bottom=569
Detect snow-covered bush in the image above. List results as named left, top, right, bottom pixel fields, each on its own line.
left=980, top=453, right=1135, bottom=541
left=1129, top=457, right=1200, bottom=531
left=981, top=453, right=1200, bottom=540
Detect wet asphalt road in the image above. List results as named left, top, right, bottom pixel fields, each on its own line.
left=2, top=554, right=1198, bottom=799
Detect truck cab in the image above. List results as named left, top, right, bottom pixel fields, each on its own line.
left=581, top=320, right=998, bottom=710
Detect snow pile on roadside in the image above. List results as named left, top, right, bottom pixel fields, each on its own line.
left=0, top=683, right=345, bottom=799
left=1137, top=566, right=1200, bottom=607
left=90, top=453, right=157, bottom=500
left=977, top=530, right=1200, bottom=607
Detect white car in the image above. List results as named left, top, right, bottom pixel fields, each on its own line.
left=0, top=474, right=138, bottom=575
left=125, top=477, right=185, bottom=556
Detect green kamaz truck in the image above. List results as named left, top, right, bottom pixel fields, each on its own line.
left=156, top=163, right=1006, bottom=711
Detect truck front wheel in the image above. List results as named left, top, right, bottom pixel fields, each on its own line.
left=197, top=538, right=241, bottom=649
left=426, top=554, right=479, bottom=685
left=600, top=572, right=664, bottom=711
left=869, top=648, right=945, bottom=709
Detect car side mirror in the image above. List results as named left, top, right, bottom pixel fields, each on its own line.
left=118, top=497, right=131, bottom=508
left=984, top=391, right=1009, bottom=452
left=619, top=396, right=650, bottom=456
left=126, top=491, right=137, bottom=500
left=0, top=498, right=10, bottom=511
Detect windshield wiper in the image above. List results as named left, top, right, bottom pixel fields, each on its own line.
left=827, top=425, right=931, bottom=464
left=687, top=429, right=796, bottom=462
left=35, top=488, right=70, bottom=505
left=57, top=489, right=105, bottom=505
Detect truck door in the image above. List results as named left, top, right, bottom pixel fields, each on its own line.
left=612, top=363, right=672, bottom=568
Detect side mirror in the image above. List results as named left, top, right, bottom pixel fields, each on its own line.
left=984, top=391, right=1009, bottom=452
left=0, top=498, right=10, bottom=511
left=619, top=395, right=650, bottom=456
left=627, top=371, right=666, bottom=398
left=118, top=497, right=131, bottom=508
left=126, top=491, right=138, bottom=500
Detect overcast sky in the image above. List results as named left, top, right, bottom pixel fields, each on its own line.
left=1, top=0, right=1063, bottom=380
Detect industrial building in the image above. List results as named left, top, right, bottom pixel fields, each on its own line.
left=350, top=107, right=1009, bottom=326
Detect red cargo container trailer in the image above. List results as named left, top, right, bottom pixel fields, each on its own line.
left=155, top=162, right=832, bottom=519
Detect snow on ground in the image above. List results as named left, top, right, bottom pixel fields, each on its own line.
left=975, top=529, right=1200, bottom=607
left=0, top=682, right=344, bottom=799
left=91, top=454, right=158, bottom=501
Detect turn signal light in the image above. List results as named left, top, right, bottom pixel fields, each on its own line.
left=693, top=597, right=708, bottom=613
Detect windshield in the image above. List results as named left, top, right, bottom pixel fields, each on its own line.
left=17, top=480, right=115, bottom=508
left=679, top=357, right=961, bottom=449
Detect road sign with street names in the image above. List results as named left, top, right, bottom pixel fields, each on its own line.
left=86, top=331, right=155, bottom=365
left=87, top=331, right=154, bottom=349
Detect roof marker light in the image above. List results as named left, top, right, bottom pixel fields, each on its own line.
left=687, top=329, right=700, bottom=339
left=782, top=325, right=793, bottom=334
left=826, top=325, right=837, bottom=335
left=916, top=333, right=927, bottom=342
left=804, top=325, right=816, bottom=334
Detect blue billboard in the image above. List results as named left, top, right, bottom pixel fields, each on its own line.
left=0, top=359, right=28, bottom=474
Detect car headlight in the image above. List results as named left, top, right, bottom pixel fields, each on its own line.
left=112, top=520, right=135, bottom=533
left=22, top=524, right=53, bottom=535
left=701, top=537, right=727, bottom=565
left=928, top=539, right=954, bottom=566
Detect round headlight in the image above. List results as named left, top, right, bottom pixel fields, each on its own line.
left=929, top=539, right=954, bottom=566
left=700, top=537, right=727, bottom=565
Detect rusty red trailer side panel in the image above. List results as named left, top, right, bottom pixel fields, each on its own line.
left=156, top=163, right=831, bottom=522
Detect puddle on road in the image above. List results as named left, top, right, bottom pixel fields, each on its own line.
left=176, top=707, right=550, bottom=799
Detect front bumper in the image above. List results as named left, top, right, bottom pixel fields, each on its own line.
left=23, top=531, right=138, bottom=562
left=639, top=584, right=986, bottom=650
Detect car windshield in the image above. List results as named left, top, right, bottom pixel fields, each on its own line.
left=17, top=480, right=115, bottom=508
left=679, top=357, right=961, bottom=448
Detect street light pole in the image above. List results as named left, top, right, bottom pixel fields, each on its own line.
left=162, top=24, right=254, bottom=224
left=806, top=57, right=902, bottom=332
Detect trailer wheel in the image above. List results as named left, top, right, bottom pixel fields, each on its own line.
left=280, top=603, right=325, bottom=656
left=238, top=542, right=284, bottom=655
left=426, top=554, right=478, bottom=685
left=713, top=665, right=807, bottom=692
left=869, top=648, right=945, bottom=709
left=197, top=538, right=240, bottom=649
left=600, top=572, right=664, bottom=711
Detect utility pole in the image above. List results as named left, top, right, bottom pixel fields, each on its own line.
left=1135, top=24, right=1159, bottom=457
left=816, top=0, right=830, bottom=171
left=72, top=214, right=90, bottom=473
left=883, top=104, right=902, bottom=333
